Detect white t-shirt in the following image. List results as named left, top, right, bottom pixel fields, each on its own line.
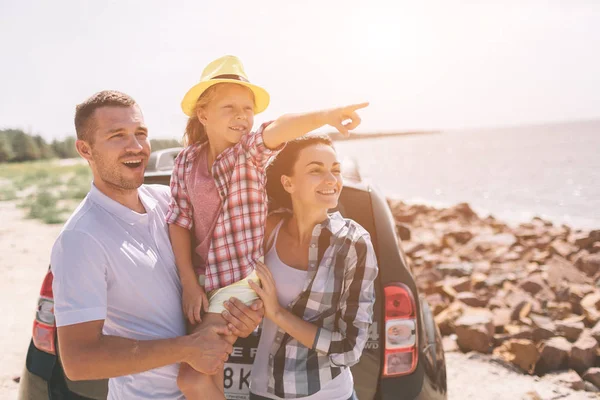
left=51, top=184, right=185, bottom=400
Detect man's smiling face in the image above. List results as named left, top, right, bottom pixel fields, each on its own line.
left=86, top=105, right=151, bottom=191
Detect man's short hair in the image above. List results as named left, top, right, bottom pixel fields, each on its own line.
left=74, top=90, right=137, bottom=143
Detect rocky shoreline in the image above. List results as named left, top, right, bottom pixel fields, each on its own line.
left=388, top=199, right=600, bottom=393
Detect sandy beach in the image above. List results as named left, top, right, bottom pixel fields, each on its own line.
left=0, top=201, right=63, bottom=399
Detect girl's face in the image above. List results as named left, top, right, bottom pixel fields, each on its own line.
left=283, top=143, right=343, bottom=211
left=198, top=83, right=255, bottom=146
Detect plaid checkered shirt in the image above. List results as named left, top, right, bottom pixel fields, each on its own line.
left=266, top=211, right=378, bottom=398
left=165, top=122, right=282, bottom=292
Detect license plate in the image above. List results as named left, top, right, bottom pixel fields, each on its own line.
left=224, top=363, right=252, bottom=400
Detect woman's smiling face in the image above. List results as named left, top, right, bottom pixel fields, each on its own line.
left=283, top=143, right=343, bottom=211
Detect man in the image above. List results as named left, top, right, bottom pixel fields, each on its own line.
left=51, top=90, right=264, bottom=399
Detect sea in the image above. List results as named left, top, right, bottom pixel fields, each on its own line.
left=334, top=119, right=600, bottom=230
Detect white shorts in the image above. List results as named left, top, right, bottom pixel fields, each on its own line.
left=205, top=269, right=261, bottom=314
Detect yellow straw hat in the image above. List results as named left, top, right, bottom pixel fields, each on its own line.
left=181, top=55, right=270, bottom=117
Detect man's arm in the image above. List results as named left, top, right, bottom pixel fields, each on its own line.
left=262, top=102, right=369, bottom=149
left=58, top=320, right=233, bottom=381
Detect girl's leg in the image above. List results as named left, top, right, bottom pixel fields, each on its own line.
left=178, top=362, right=223, bottom=400
left=177, top=313, right=237, bottom=400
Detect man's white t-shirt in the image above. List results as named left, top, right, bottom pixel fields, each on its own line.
left=51, top=184, right=186, bottom=400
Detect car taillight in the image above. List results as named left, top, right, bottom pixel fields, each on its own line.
left=32, top=270, right=56, bottom=355
left=382, top=283, right=417, bottom=377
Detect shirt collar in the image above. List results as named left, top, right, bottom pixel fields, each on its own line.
left=320, top=211, right=346, bottom=236
left=88, top=183, right=156, bottom=225
left=185, top=142, right=204, bottom=162
left=270, top=209, right=347, bottom=237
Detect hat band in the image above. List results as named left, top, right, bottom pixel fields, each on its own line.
left=211, top=74, right=249, bottom=83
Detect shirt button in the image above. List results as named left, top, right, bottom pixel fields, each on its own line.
left=310, top=244, right=316, bottom=248
left=220, top=191, right=225, bottom=197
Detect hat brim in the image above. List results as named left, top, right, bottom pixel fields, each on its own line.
left=181, top=79, right=270, bottom=117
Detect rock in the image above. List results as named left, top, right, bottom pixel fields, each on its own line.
left=584, top=381, right=600, bottom=393
left=454, top=308, right=494, bottom=353
left=581, top=291, right=600, bottom=325
left=456, top=292, right=487, bottom=308
left=443, top=277, right=471, bottom=294
left=471, top=232, right=518, bottom=248
left=492, top=308, right=512, bottom=333
left=536, top=337, right=572, bottom=374
left=487, top=297, right=506, bottom=310
left=546, top=255, right=593, bottom=289
left=583, top=367, right=600, bottom=390
left=546, top=301, right=573, bottom=320
left=425, top=293, right=447, bottom=315
left=590, top=321, right=600, bottom=344
left=556, top=319, right=585, bottom=342
left=471, top=272, right=488, bottom=289
left=394, top=210, right=417, bottom=223
left=530, top=249, right=551, bottom=264
left=510, top=300, right=533, bottom=321
left=519, top=275, right=546, bottom=295
left=436, top=262, right=473, bottom=277
left=434, top=301, right=464, bottom=335
left=530, top=314, right=556, bottom=330
left=546, top=370, right=585, bottom=391
left=569, top=335, right=598, bottom=373
left=533, top=327, right=556, bottom=343
left=401, top=241, right=424, bottom=256
left=572, top=230, right=600, bottom=250
left=549, top=239, right=579, bottom=259
left=577, top=253, right=600, bottom=277
left=442, top=334, right=459, bottom=352
left=442, top=230, right=473, bottom=246
left=437, top=202, right=479, bottom=221
left=492, top=339, right=540, bottom=374
left=567, top=284, right=597, bottom=315
left=395, top=222, right=411, bottom=241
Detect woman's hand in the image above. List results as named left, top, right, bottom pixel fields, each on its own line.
left=249, top=262, right=282, bottom=320
left=182, top=281, right=209, bottom=324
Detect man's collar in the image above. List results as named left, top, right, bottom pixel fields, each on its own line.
left=88, top=183, right=156, bottom=225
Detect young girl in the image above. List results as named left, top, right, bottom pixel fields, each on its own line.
left=166, top=55, right=368, bottom=399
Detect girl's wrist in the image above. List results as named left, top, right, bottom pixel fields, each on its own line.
left=181, top=276, right=202, bottom=290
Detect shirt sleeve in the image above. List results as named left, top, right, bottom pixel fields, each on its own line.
left=51, top=230, right=108, bottom=327
left=312, top=233, right=379, bottom=367
left=240, top=121, right=285, bottom=170
left=165, top=148, right=194, bottom=229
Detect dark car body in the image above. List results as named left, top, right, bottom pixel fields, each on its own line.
left=19, top=167, right=447, bottom=400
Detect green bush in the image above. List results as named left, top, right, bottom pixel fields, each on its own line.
left=0, top=186, right=17, bottom=201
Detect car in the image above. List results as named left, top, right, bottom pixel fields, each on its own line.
left=18, top=151, right=447, bottom=400
left=146, top=147, right=183, bottom=172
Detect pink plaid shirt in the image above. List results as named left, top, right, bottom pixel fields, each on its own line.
left=166, top=122, right=282, bottom=292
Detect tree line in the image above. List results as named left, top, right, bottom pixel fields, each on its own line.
left=0, top=129, right=181, bottom=163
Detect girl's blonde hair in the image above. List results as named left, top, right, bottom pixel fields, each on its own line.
left=182, top=83, right=256, bottom=147
left=182, top=85, right=220, bottom=147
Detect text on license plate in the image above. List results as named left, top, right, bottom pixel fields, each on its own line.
left=224, top=363, right=252, bottom=400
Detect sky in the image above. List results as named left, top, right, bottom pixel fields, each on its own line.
left=1, top=0, right=599, bottom=141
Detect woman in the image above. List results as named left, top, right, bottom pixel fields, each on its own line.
left=248, top=136, right=379, bottom=400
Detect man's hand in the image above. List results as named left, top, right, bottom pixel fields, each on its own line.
left=221, top=298, right=264, bottom=337
left=182, top=281, right=209, bottom=324
left=323, top=102, right=369, bottom=136
left=185, top=324, right=233, bottom=375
